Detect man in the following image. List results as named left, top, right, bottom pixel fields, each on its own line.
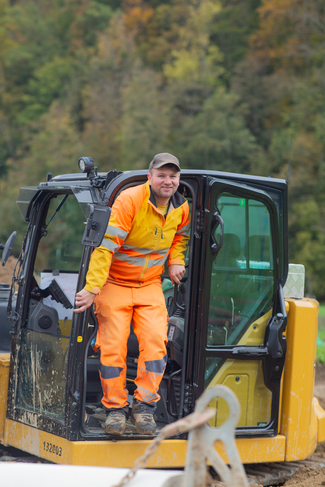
left=74, top=153, right=190, bottom=436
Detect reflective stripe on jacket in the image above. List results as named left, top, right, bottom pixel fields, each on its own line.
left=84, top=181, right=190, bottom=292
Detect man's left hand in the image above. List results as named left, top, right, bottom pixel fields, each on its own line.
left=168, top=264, right=186, bottom=285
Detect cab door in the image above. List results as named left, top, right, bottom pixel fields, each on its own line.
left=8, top=190, right=87, bottom=439
left=194, top=177, right=286, bottom=436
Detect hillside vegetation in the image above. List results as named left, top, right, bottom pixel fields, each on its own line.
left=0, top=0, right=324, bottom=299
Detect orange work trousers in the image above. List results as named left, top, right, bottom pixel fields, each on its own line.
left=94, top=281, right=168, bottom=410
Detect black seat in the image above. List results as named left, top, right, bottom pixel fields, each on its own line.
left=215, top=233, right=241, bottom=268
left=248, top=235, right=271, bottom=263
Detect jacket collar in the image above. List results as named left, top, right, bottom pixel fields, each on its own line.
left=146, top=180, right=186, bottom=210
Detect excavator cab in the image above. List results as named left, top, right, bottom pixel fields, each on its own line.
left=3, top=166, right=321, bottom=466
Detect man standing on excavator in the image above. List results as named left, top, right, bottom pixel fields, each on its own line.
left=74, top=153, right=190, bottom=436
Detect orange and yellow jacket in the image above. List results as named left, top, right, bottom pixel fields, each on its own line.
left=84, top=181, right=190, bottom=293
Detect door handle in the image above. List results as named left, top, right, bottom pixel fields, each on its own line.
left=210, top=212, right=224, bottom=256
left=266, top=313, right=286, bottom=359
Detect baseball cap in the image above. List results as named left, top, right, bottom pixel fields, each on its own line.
left=149, top=153, right=181, bottom=171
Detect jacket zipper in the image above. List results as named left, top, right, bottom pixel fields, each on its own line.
left=140, top=213, right=164, bottom=280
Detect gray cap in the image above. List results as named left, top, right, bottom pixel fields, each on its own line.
left=149, top=153, right=180, bottom=171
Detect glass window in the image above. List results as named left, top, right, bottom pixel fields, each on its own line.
left=16, top=329, right=70, bottom=421
left=208, top=194, right=274, bottom=348
left=214, top=195, right=247, bottom=270
left=16, top=194, right=85, bottom=422
left=205, top=192, right=275, bottom=411
left=34, top=194, right=85, bottom=276
left=248, top=200, right=273, bottom=270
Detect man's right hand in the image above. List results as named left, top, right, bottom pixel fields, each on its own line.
left=74, top=289, right=96, bottom=313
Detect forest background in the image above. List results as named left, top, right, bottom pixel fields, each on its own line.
left=0, top=0, right=324, bottom=299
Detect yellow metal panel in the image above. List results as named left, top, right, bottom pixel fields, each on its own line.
left=4, top=419, right=188, bottom=467
left=58, top=319, right=72, bottom=338
left=0, top=353, right=10, bottom=443
left=281, top=298, right=319, bottom=461
left=216, top=374, right=249, bottom=427
left=277, top=301, right=290, bottom=433
left=208, top=360, right=272, bottom=428
left=207, top=310, right=273, bottom=429
left=4, top=419, right=285, bottom=466
left=242, top=309, right=272, bottom=346
left=313, top=397, right=325, bottom=443
left=216, top=435, right=285, bottom=464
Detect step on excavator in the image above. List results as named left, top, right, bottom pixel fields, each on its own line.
left=0, top=158, right=324, bottom=485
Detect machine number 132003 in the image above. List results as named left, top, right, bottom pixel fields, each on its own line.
left=43, top=441, right=63, bottom=457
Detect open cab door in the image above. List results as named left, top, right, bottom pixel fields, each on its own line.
left=189, top=176, right=287, bottom=461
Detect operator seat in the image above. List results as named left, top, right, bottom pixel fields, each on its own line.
left=209, top=233, right=241, bottom=345
left=248, top=235, right=271, bottom=263
left=216, top=233, right=241, bottom=268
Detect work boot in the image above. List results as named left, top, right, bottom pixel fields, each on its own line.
left=105, top=407, right=129, bottom=436
left=131, top=400, right=157, bottom=435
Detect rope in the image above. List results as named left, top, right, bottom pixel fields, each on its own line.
left=112, top=408, right=216, bottom=487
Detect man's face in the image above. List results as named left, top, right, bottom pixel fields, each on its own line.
left=148, top=166, right=180, bottom=202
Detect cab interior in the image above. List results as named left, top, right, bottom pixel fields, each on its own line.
left=15, top=181, right=193, bottom=438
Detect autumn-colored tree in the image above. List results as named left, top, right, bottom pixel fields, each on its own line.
left=119, top=62, right=172, bottom=169
left=237, top=0, right=325, bottom=298
left=0, top=0, right=324, bottom=299
left=81, top=11, right=137, bottom=168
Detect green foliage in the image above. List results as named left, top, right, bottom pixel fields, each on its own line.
left=163, top=0, right=223, bottom=87
left=2, top=3, right=63, bottom=84
left=319, top=305, right=325, bottom=318
left=317, top=328, right=325, bottom=364
left=0, top=0, right=325, bottom=300
left=72, top=1, right=113, bottom=47
left=18, top=57, right=74, bottom=124
left=119, top=63, right=172, bottom=169
left=317, top=344, right=325, bottom=365
left=211, top=0, right=261, bottom=76
left=171, top=87, right=259, bottom=172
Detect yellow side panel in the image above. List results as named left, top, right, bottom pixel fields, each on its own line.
left=207, top=310, right=273, bottom=429
left=216, top=374, right=249, bottom=427
left=281, top=298, right=319, bottom=461
left=209, top=361, right=272, bottom=428
left=0, top=353, right=10, bottom=443
left=313, top=397, right=325, bottom=443
left=4, top=419, right=188, bottom=467
left=4, top=419, right=285, bottom=466
left=217, top=435, right=285, bottom=464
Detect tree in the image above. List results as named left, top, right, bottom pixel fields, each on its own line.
left=234, top=0, right=325, bottom=299
left=211, top=0, right=261, bottom=79
left=119, top=62, right=172, bottom=169
left=172, top=87, right=260, bottom=172
left=81, top=11, right=136, bottom=167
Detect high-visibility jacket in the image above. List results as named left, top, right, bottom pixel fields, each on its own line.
left=84, top=181, right=190, bottom=293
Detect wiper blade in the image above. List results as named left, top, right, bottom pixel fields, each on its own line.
left=46, top=194, right=69, bottom=228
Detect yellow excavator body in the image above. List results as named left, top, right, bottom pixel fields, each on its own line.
left=1, top=297, right=324, bottom=467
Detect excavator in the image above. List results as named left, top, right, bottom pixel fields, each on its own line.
left=0, top=158, right=324, bottom=480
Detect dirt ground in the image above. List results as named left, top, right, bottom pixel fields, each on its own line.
left=0, top=256, right=17, bottom=284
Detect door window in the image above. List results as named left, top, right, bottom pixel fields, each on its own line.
left=207, top=194, right=274, bottom=349
left=204, top=192, right=275, bottom=428
left=16, top=194, right=85, bottom=421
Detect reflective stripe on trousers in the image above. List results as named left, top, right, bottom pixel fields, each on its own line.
left=94, top=281, right=168, bottom=409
